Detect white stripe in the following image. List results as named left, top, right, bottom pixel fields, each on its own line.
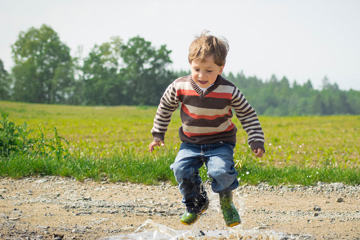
left=183, top=121, right=232, bottom=134
left=185, top=104, right=231, bottom=116
left=151, top=126, right=167, bottom=133
left=212, top=85, right=234, bottom=93
left=234, top=101, right=250, bottom=112
left=176, top=81, right=193, bottom=90
left=238, top=115, right=258, bottom=123
left=244, top=125, right=262, bottom=132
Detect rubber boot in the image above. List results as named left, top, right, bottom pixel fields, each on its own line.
left=219, top=191, right=241, bottom=227
left=180, top=196, right=209, bottom=225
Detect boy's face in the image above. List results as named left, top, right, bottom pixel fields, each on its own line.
left=190, top=55, right=224, bottom=89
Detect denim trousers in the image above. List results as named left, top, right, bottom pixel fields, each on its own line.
left=170, top=141, right=239, bottom=205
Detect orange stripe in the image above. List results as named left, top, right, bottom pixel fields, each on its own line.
left=176, top=89, right=232, bottom=99
left=183, top=123, right=235, bottom=137
left=182, top=105, right=231, bottom=120
left=205, top=92, right=232, bottom=99
left=177, top=89, right=199, bottom=96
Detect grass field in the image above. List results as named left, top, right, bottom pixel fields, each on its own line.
left=1, top=101, right=359, bottom=185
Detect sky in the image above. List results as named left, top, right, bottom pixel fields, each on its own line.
left=1, top=0, right=360, bottom=90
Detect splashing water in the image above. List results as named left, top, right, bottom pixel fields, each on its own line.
left=100, top=219, right=296, bottom=240
left=100, top=185, right=314, bottom=240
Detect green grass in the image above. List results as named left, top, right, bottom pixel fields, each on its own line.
left=0, top=152, right=176, bottom=185
left=1, top=101, right=359, bottom=186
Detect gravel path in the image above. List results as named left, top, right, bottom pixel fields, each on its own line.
left=0, top=176, right=359, bottom=239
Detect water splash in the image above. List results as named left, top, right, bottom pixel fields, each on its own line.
left=100, top=188, right=314, bottom=240
left=100, top=219, right=312, bottom=240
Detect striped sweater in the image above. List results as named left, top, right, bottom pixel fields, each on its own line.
left=151, top=75, right=265, bottom=151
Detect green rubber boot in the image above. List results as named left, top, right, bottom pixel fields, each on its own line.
left=180, top=211, right=200, bottom=225
left=219, top=191, right=241, bottom=227
left=180, top=197, right=209, bottom=225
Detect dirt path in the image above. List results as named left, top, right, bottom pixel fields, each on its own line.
left=0, top=176, right=359, bottom=239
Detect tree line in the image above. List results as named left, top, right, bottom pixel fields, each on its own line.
left=0, top=24, right=359, bottom=116
left=225, top=73, right=360, bottom=116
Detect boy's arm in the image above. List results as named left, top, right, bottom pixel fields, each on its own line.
left=149, top=82, right=179, bottom=151
left=231, top=87, right=265, bottom=154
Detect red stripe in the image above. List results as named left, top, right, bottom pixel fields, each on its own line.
left=183, top=123, right=235, bottom=137
left=176, top=89, right=232, bottom=99
left=205, top=92, right=232, bottom=99
left=176, top=89, right=199, bottom=96
left=182, top=105, right=231, bottom=120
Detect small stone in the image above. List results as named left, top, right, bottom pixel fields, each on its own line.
left=329, top=183, right=345, bottom=190
left=317, top=181, right=324, bottom=187
left=314, top=205, right=322, bottom=211
left=53, top=233, right=64, bottom=240
left=38, top=225, right=50, bottom=230
left=82, top=196, right=92, bottom=201
left=35, top=179, right=48, bottom=183
left=337, top=198, right=344, bottom=203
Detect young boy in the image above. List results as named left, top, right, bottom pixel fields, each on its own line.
left=149, top=31, right=265, bottom=227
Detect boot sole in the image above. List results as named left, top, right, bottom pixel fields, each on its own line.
left=227, top=221, right=241, bottom=227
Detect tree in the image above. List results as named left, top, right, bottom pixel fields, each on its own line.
left=81, top=37, right=125, bottom=105
left=11, top=24, right=74, bottom=104
left=0, top=59, right=11, bottom=100
left=347, top=89, right=360, bottom=114
left=120, top=36, right=174, bottom=105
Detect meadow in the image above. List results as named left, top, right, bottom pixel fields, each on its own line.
left=0, top=101, right=359, bottom=185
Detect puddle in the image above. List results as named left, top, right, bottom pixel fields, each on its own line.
left=100, top=219, right=314, bottom=240
left=100, top=186, right=314, bottom=240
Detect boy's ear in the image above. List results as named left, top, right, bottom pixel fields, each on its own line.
left=219, top=65, right=225, bottom=75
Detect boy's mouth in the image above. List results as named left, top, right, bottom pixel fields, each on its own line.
left=198, top=80, right=208, bottom=85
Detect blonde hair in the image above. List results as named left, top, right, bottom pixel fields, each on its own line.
left=188, top=30, right=229, bottom=66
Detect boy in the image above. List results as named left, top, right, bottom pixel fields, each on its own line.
left=149, top=31, right=265, bottom=227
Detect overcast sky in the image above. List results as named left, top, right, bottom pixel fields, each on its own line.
left=1, top=0, right=359, bottom=90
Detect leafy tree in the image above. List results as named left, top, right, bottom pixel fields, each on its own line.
left=347, top=89, right=360, bottom=114
left=81, top=37, right=124, bottom=105
left=11, top=24, right=74, bottom=104
left=120, top=36, right=174, bottom=105
left=0, top=60, right=11, bottom=100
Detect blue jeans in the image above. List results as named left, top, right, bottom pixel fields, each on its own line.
left=170, top=142, right=239, bottom=205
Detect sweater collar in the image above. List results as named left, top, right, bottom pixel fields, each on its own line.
left=190, top=75, right=223, bottom=97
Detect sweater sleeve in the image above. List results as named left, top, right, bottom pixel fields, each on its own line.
left=151, top=82, right=180, bottom=141
left=231, top=87, right=265, bottom=152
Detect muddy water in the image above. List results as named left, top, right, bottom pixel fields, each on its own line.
left=101, top=191, right=314, bottom=240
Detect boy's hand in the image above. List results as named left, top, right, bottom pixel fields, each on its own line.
left=253, top=148, right=264, bottom=157
left=148, top=140, right=165, bottom=152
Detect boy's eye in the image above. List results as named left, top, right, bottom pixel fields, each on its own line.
left=207, top=70, right=213, bottom=73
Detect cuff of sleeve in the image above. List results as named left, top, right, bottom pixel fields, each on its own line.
left=250, top=141, right=265, bottom=152
left=152, top=132, right=165, bottom=142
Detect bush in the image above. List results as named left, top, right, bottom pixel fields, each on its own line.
left=0, top=110, right=69, bottom=159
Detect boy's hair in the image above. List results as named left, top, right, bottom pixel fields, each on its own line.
left=188, top=30, right=229, bottom=66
